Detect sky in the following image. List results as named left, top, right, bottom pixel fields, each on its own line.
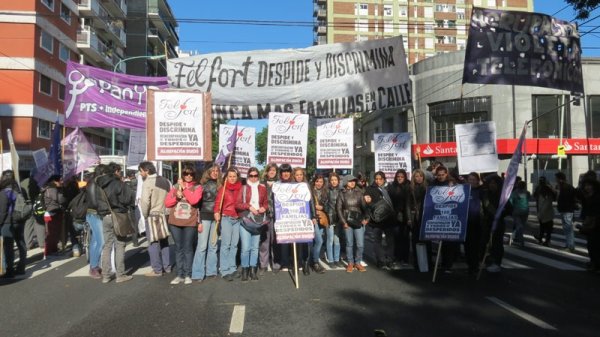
left=169, top=0, right=600, bottom=57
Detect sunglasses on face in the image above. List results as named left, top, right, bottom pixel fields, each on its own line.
left=248, top=174, right=259, bottom=178
left=183, top=172, right=194, bottom=176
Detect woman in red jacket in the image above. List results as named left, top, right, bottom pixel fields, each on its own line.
left=214, top=168, right=242, bottom=281
left=164, top=164, right=202, bottom=285
left=236, top=167, right=268, bottom=281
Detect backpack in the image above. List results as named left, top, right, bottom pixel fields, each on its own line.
left=68, top=190, right=87, bottom=222
left=11, top=189, right=33, bottom=223
left=32, top=189, right=47, bottom=222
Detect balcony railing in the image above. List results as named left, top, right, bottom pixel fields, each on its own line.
left=77, top=26, right=113, bottom=65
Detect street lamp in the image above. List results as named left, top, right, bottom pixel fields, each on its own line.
left=110, top=54, right=167, bottom=155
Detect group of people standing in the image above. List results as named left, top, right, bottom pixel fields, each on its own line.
left=3, top=159, right=599, bottom=282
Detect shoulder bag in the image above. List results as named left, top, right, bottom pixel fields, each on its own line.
left=314, top=190, right=329, bottom=227
left=168, top=185, right=199, bottom=227
left=97, top=181, right=134, bottom=237
left=239, top=186, right=268, bottom=235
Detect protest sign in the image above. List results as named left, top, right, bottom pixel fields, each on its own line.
left=64, top=61, right=168, bottom=129
left=455, top=121, right=498, bottom=175
left=316, top=118, right=353, bottom=169
left=146, top=89, right=212, bottom=161
left=420, top=185, right=471, bottom=242
left=266, top=113, right=309, bottom=167
left=126, top=130, right=147, bottom=168
left=272, top=182, right=314, bottom=244
left=463, top=8, right=583, bottom=94
left=167, top=36, right=411, bottom=119
left=374, top=133, right=412, bottom=181
left=218, top=124, right=256, bottom=177
left=61, top=128, right=99, bottom=181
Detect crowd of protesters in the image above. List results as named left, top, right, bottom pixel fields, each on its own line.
left=1, top=160, right=599, bottom=282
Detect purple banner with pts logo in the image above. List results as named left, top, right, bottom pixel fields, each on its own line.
left=64, top=61, right=168, bottom=129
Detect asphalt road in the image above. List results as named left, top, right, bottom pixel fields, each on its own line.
left=1, top=219, right=599, bottom=337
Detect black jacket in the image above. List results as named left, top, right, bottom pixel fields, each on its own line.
left=336, top=187, right=367, bottom=226
left=200, top=179, right=218, bottom=220
left=89, top=174, right=134, bottom=216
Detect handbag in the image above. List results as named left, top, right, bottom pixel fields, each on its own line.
left=314, top=191, right=329, bottom=227
left=580, top=215, right=598, bottom=235
left=148, top=212, right=170, bottom=241
left=239, top=186, right=267, bottom=235
left=97, top=179, right=134, bottom=237
left=346, top=210, right=363, bottom=229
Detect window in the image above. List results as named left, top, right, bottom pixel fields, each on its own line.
left=457, top=9, right=466, bottom=20
left=60, top=2, right=71, bottom=24
left=39, top=74, right=52, bottom=96
left=38, top=119, right=52, bottom=139
left=488, top=0, right=497, bottom=6
left=425, top=38, right=434, bottom=49
left=356, top=35, right=369, bottom=42
left=589, top=96, right=600, bottom=138
left=425, top=24, right=434, bottom=33
left=399, top=6, right=407, bottom=17
left=399, top=23, right=408, bottom=35
left=384, top=20, right=393, bottom=33
left=436, top=20, right=444, bottom=28
left=532, top=95, right=571, bottom=138
left=41, top=0, right=54, bottom=11
left=429, top=97, right=492, bottom=142
left=474, top=0, right=482, bottom=6
left=424, top=7, right=433, bottom=18
left=59, top=43, right=69, bottom=62
left=58, top=83, right=65, bottom=101
left=355, top=19, right=369, bottom=32
left=40, top=30, right=53, bottom=53
left=355, top=3, right=368, bottom=16
left=383, top=5, right=393, bottom=17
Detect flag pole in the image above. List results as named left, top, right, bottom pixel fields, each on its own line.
left=211, top=152, right=234, bottom=246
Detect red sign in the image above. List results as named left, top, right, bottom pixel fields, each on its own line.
left=415, top=138, right=600, bottom=158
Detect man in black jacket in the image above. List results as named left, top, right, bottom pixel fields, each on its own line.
left=555, top=172, right=577, bottom=252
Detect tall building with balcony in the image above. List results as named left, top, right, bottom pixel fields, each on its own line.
left=125, top=0, right=179, bottom=77
left=0, top=0, right=79, bottom=171
left=313, top=0, right=533, bottom=65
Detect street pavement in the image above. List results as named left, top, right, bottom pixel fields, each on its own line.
left=1, top=216, right=599, bottom=337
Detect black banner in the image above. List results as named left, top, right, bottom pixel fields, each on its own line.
left=463, top=8, right=583, bottom=94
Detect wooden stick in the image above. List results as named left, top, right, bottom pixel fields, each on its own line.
left=477, top=233, right=494, bottom=281
left=432, top=241, right=443, bottom=283
left=0, top=237, right=4, bottom=275
left=293, top=242, right=299, bottom=289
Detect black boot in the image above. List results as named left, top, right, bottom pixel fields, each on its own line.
left=302, top=261, right=310, bottom=275
left=241, top=267, right=249, bottom=282
left=312, top=262, right=325, bottom=274
left=250, top=267, right=258, bottom=281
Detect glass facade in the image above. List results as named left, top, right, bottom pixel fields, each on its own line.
left=429, top=96, right=491, bottom=142
left=532, top=95, right=571, bottom=138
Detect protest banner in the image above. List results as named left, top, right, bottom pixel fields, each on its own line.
left=0, top=153, right=11, bottom=172
left=374, top=133, right=412, bottom=181
left=455, top=121, right=498, bottom=175
left=316, top=118, right=353, bottom=169
left=61, top=128, right=100, bottom=181
left=463, top=8, right=583, bottom=94
left=6, top=130, right=20, bottom=184
left=64, top=61, right=168, bottom=129
left=272, top=182, right=314, bottom=244
left=146, top=89, right=212, bottom=161
left=419, top=185, right=471, bottom=242
left=167, top=36, right=411, bottom=119
left=126, top=130, right=147, bottom=168
left=218, top=124, right=255, bottom=177
left=266, top=113, right=309, bottom=167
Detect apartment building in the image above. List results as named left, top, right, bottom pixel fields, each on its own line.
left=313, top=0, right=533, bottom=65
left=0, top=0, right=178, bottom=171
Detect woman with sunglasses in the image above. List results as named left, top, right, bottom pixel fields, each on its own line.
left=236, top=167, right=268, bottom=281
left=191, top=164, right=221, bottom=282
left=164, top=164, right=203, bottom=285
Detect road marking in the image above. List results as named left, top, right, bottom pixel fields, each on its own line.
left=505, top=246, right=585, bottom=271
left=229, top=305, right=245, bottom=334
left=486, top=297, right=557, bottom=330
left=522, top=235, right=588, bottom=262
left=500, top=258, right=532, bottom=269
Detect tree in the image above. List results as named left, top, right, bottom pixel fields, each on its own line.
left=255, top=126, right=317, bottom=177
left=566, top=0, right=600, bottom=19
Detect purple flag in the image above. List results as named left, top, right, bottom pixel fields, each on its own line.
left=215, top=122, right=238, bottom=172
left=492, top=123, right=528, bottom=231
left=64, top=61, right=168, bottom=129
left=62, top=128, right=100, bottom=181
left=34, top=118, right=62, bottom=186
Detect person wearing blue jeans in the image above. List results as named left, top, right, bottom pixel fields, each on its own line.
left=239, top=225, right=260, bottom=280
left=345, top=226, right=366, bottom=271
left=311, top=224, right=325, bottom=271
left=326, top=224, right=341, bottom=267
left=86, top=212, right=104, bottom=279
left=214, top=168, right=242, bottom=281
left=191, top=219, right=218, bottom=280
left=555, top=172, right=577, bottom=252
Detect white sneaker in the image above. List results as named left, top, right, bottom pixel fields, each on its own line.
left=486, top=264, right=501, bottom=273
left=184, top=277, right=192, bottom=285
left=170, top=276, right=183, bottom=285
